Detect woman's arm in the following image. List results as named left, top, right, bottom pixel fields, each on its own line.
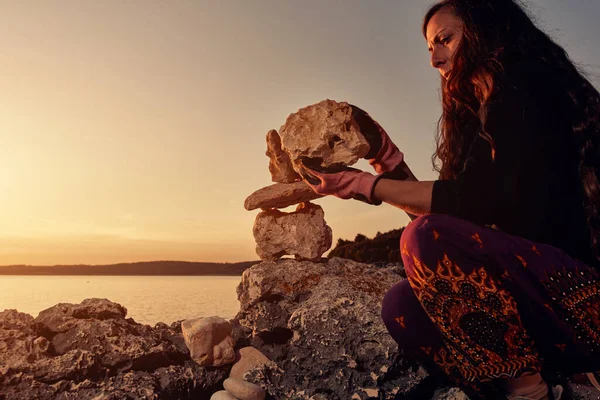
left=373, top=178, right=434, bottom=219
left=375, top=132, right=497, bottom=226
left=379, top=162, right=424, bottom=221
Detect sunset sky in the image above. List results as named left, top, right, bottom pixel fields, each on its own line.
left=1, top=0, right=599, bottom=265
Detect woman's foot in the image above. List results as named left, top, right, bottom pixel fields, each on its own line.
left=565, top=372, right=600, bottom=399
left=503, top=373, right=552, bottom=399
left=508, top=385, right=563, bottom=400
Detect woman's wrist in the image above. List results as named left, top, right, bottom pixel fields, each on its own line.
left=373, top=178, right=434, bottom=216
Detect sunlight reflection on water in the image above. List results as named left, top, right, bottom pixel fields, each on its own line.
left=0, top=275, right=241, bottom=326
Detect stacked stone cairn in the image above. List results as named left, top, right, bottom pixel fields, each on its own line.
left=244, top=99, right=372, bottom=261
left=183, top=101, right=377, bottom=399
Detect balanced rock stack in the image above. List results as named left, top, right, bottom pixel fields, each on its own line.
left=244, top=99, right=372, bottom=261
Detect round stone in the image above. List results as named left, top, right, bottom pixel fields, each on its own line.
left=223, top=377, right=266, bottom=400
left=210, top=390, right=238, bottom=400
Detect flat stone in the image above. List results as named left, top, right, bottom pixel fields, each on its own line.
left=278, top=99, right=370, bottom=172
left=210, top=390, right=238, bottom=400
left=229, top=347, right=271, bottom=380
left=253, top=202, right=332, bottom=262
left=223, top=377, right=266, bottom=400
left=181, top=316, right=236, bottom=367
left=244, top=181, right=323, bottom=211
left=266, top=129, right=300, bottom=183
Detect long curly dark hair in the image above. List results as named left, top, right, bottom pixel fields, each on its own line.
left=423, top=0, right=600, bottom=261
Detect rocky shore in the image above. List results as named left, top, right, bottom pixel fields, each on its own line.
left=0, top=257, right=466, bottom=399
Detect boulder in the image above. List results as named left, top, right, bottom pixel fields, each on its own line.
left=231, top=257, right=424, bottom=399
left=252, top=202, right=332, bottom=261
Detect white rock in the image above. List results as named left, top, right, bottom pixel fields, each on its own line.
left=181, top=316, right=236, bottom=367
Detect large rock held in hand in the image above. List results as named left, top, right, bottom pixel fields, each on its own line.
left=278, top=99, right=370, bottom=172
left=253, top=202, right=332, bottom=262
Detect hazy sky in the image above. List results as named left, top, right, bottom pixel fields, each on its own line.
left=1, top=0, right=599, bottom=265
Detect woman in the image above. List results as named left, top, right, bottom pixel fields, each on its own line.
left=299, top=1, right=600, bottom=399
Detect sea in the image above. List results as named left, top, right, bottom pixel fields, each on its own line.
left=0, top=275, right=242, bottom=326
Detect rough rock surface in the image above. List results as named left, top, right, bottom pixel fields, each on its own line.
left=266, top=129, right=301, bottom=183
left=0, top=269, right=471, bottom=399
left=231, top=257, right=427, bottom=399
left=253, top=202, right=332, bottom=261
left=278, top=99, right=370, bottom=172
left=244, top=181, right=323, bottom=211
left=182, top=316, right=236, bottom=367
left=0, top=299, right=227, bottom=399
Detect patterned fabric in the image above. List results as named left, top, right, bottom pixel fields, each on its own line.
left=381, top=214, right=600, bottom=398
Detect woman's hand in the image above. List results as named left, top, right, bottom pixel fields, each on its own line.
left=350, top=104, right=404, bottom=174
left=297, top=158, right=383, bottom=205
left=297, top=156, right=434, bottom=218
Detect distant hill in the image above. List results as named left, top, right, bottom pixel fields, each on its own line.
left=328, top=228, right=406, bottom=263
left=0, top=260, right=261, bottom=276
left=0, top=228, right=409, bottom=276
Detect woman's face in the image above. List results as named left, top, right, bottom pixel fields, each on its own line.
left=425, top=8, right=464, bottom=78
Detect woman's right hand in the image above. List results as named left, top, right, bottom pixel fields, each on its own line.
left=350, top=104, right=404, bottom=174
left=297, top=158, right=382, bottom=205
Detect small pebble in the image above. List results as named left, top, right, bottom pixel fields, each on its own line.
left=210, top=390, right=238, bottom=400
left=223, top=377, right=266, bottom=400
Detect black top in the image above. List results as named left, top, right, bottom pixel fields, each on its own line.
left=430, top=61, right=596, bottom=266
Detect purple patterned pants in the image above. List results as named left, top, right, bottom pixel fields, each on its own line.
left=381, top=214, right=600, bottom=396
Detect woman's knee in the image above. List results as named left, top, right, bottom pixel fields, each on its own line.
left=381, top=279, right=414, bottom=326
left=400, top=214, right=454, bottom=260
left=400, top=214, right=470, bottom=282
left=381, top=279, right=442, bottom=351
left=401, top=214, right=455, bottom=247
